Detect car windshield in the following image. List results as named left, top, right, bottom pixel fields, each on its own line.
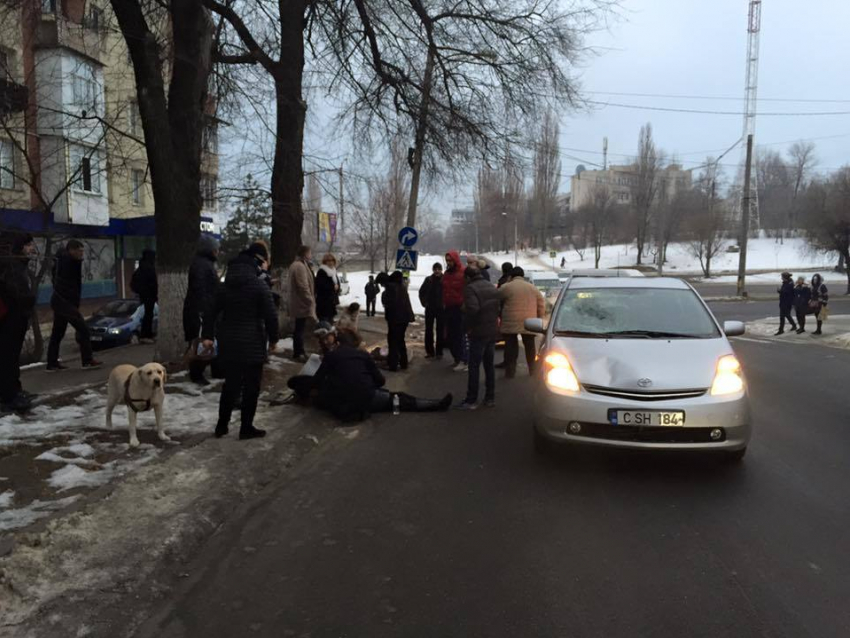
left=553, top=288, right=720, bottom=339
left=95, top=301, right=139, bottom=317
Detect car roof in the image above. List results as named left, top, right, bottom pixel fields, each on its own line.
left=567, top=276, right=691, bottom=290
left=569, top=268, right=644, bottom=278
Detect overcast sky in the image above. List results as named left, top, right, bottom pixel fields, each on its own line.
left=287, top=0, right=850, bottom=227
left=434, top=0, right=850, bottom=213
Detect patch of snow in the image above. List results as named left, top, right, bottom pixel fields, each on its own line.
left=484, top=238, right=835, bottom=277
left=47, top=450, right=158, bottom=492
left=696, top=270, right=832, bottom=284
left=0, top=490, right=14, bottom=508
left=0, top=494, right=82, bottom=531
left=35, top=452, right=99, bottom=468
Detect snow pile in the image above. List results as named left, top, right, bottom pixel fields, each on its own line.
left=0, top=495, right=82, bottom=532
left=485, top=238, right=835, bottom=276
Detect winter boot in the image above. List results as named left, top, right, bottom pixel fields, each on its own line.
left=398, top=392, right=453, bottom=413
left=214, top=421, right=229, bottom=438
left=239, top=426, right=266, bottom=440
left=774, top=330, right=784, bottom=336
left=813, top=321, right=823, bottom=335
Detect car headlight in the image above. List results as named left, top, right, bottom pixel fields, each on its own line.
left=109, top=328, right=123, bottom=335
left=544, top=352, right=580, bottom=393
left=710, top=355, right=744, bottom=396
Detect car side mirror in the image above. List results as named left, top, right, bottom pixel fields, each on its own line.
left=525, top=318, right=546, bottom=334
left=723, top=320, right=745, bottom=337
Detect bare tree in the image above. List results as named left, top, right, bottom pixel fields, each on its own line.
left=108, top=0, right=213, bottom=362
left=530, top=109, right=561, bottom=249
left=579, top=185, right=618, bottom=268
left=804, top=167, right=850, bottom=293
left=788, top=140, right=817, bottom=230
left=687, top=160, right=728, bottom=278
left=632, top=123, right=663, bottom=265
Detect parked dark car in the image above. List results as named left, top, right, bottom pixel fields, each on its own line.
left=85, top=299, right=158, bottom=350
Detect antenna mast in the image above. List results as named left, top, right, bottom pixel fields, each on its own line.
left=739, top=0, right=762, bottom=231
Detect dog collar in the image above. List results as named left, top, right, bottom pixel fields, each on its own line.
left=124, top=374, right=153, bottom=413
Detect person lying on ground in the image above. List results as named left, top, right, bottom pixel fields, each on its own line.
left=290, top=328, right=452, bottom=422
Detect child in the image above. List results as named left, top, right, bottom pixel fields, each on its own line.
left=337, top=302, right=361, bottom=332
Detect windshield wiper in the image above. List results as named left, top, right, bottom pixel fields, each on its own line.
left=553, top=329, right=599, bottom=338
left=599, top=330, right=704, bottom=339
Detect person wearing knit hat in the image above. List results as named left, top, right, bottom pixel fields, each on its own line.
left=0, top=232, right=37, bottom=412
left=775, top=271, right=797, bottom=336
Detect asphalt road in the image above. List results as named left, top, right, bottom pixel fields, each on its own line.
left=135, top=300, right=850, bottom=638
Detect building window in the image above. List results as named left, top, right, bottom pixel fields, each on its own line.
left=0, top=139, right=15, bottom=190
left=131, top=169, right=144, bottom=206
left=87, top=5, right=104, bottom=31
left=70, top=144, right=103, bottom=194
left=72, top=66, right=99, bottom=115
left=202, top=123, right=218, bottom=154
left=128, top=101, right=140, bottom=136
left=41, top=0, right=56, bottom=13
left=201, top=175, right=217, bottom=211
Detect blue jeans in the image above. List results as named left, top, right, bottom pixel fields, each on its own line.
left=466, top=338, right=495, bottom=403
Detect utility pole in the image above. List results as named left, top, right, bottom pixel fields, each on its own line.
left=338, top=165, right=344, bottom=254
left=737, top=134, right=754, bottom=297
left=737, top=0, right=763, bottom=230
left=514, top=211, right=518, bottom=267
left=603, top=136, right=609, bottom=171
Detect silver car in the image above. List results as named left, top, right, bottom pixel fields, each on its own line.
left=525, top=276, right=751, bottom=461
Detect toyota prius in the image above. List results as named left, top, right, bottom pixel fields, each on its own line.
left=525, top=277, right=751, bottom=461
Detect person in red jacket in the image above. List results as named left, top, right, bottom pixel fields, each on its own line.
left=442, top=250, right=467, bottom=370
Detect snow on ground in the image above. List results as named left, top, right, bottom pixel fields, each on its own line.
left=694, top=271, right=835, bottom=284
left=0, top=376, right=225, bottom=531
left=341, top=254, right=444, bottom=317
left=740, top=315, right=850, bottom=350
left=485, top=238, right=835, bottom=277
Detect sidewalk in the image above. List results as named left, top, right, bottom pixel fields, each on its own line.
left=741, top=314, right=850, bottom=350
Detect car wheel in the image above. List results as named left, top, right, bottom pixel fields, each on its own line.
left=533, top=426, right=551, bottom=455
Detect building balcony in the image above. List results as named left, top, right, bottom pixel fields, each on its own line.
left=35, top=11, right=104, bottom=65
left=0, top=77, right=28, bottom=115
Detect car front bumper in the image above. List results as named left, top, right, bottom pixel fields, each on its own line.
left=534, top=384, right=751, bottom=452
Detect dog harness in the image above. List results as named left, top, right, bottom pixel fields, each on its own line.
left=124, top=372, right=153, bottom=413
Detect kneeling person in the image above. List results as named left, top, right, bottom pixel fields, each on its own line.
left=314, top=329, right=451, bottom=422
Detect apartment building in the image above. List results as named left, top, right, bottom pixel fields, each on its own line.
left=570, top=164, right=693, bottom=211
left=0, top=0, right=221, bottom=301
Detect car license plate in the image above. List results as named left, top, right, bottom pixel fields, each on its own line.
left=91, top=336, right=103, bottom=342
left=610, top=410, right=685, bottom=427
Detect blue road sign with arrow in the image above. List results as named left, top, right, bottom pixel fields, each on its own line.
left=398, top=226, right=418, bottom=248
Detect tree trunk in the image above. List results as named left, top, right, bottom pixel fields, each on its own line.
left=269, top=2, right=307, bottom=271
left=406, top=45, right=435, bottom=229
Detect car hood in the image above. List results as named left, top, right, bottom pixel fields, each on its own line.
left=551, top=336, right=733, bottom=391
left=86, top=316, right=132, bottom=329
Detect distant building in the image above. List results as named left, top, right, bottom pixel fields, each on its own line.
left=451, top=207, right=475, bottom=225
left=570, top=164, right=692, bottom=210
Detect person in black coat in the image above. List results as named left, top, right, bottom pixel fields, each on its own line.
left=497, top=262, right=513, bottom=288
left=418, top=262, right=445, bottom=359
left=130, top=248, right=158, bottom=341
left=183, top=236, right=220, bottom=385
left=364, top=276, right=380, bottom=317
left=313, top=329, right=451, bottom=422
left=793, top=276, right=812, bottom=334
left=314, top=253, right=340, bottom=323
left=380, top=271, right=414, bottom=372
left=775, top=271, right=797, bottom=335
left=46, top=239, right=101, bottom=371
left=458, top=266, right=501, bottom=410
left=0, top=232, right=37, bottom=412
left=203, top=249, right=279, bottom=440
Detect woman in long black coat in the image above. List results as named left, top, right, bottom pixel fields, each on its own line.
left=203, top=249, right=278, bottom=439
left=380, top=271, right=414, bottom=372
left=793, top=276, right=812, bottom=334
left=315, top=253, right=341, bottom=323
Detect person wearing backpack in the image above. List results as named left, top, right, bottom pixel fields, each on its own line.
left=47, top=239, right=102, bottom=371
left=130, top=249, right=158, bottom=342
left=0, top=232, right=37, bottom=412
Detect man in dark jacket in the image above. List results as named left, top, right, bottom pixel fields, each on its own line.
left=130, top=248, right=158, bottom=341
left=380, top=271, right=414, bottom=372
left=793, top=276, right=811, bottom=334
left=497, top=262, right=513, bottom=288
left=458, top=266, right=500, bottom=410
left=204, top=248, right=278, bottom=440
left=364, top=276, right=379, bottom=317
left=0, top=232, right=37, bottom=412
left=775, top=272, right=796, bottom=335
left=46, top=240, right=101, bottom=371
left=183, top=236, right=219, bottom=385
left=419, top=262, right=444, bottom=359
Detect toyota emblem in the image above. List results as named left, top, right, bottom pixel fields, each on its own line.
left=637, top=378, right=653, bottom=388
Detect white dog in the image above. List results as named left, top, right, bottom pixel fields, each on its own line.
left=106, top=362, right=169, bottom=448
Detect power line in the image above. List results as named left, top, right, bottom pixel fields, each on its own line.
left=587, top=91, right=850, bottom=104
left=584, top=100, right=850, bottom=117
